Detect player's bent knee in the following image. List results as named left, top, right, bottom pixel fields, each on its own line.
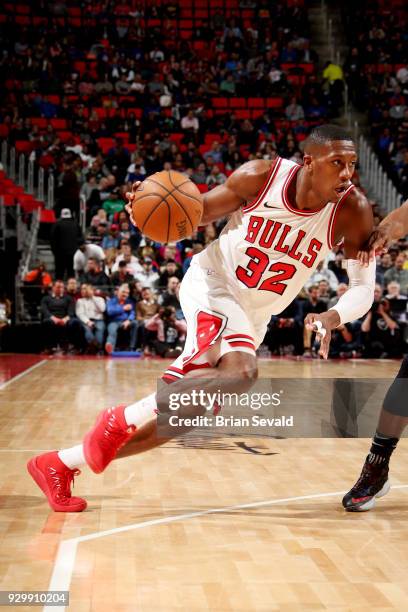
left=218, top=352, right=258, bottom=384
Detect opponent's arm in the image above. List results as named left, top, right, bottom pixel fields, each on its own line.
left=125, top=160, right=273, bottom=226
left=305, top=190, right=376, bottom=358
left=358, top=198, right=408, bottom=264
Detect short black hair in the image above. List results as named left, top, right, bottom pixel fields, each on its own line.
left=304, top=124, right=354, bottom=152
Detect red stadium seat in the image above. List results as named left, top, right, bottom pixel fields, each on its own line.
left=15, top=16, right=30, bottom=25
left=50, top=118, right=66, bottom=130
left=212, top=97, right=228, bottom=108
left=235, top=110, right=251, bottom=119
left=40, top=209, right=57, bottom=224
left=1, top=194, right=16, bottom=206
left=15, top=141, right=33, bottom=154
left=229, top=98, right=246, bottom=109
left=0, top=125, right=9, bottom=138
left=114, top=132, right=130, bottom=142
left=68, top=7, right=81, bottom=16
left=31, top=118, right=48, bottom=129
left=248, top=98, right=264, bottom=108
left=16, top=4, right=30, bottom=14
left=266, top=97, right=284, bottom=109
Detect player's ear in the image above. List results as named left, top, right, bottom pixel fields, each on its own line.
left=303, top=154, right=313, bottom=172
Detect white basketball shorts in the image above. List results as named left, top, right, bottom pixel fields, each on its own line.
left=162, top=262, right=267, bottom=382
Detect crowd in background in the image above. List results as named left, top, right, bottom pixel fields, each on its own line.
left=0, top=0, right=407, bottom=358
left=342, top=0, right=408, bottom=197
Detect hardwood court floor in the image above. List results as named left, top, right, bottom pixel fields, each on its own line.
left=1, top=356, right=408, bottom=611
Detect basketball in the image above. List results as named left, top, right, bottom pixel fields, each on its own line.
left=130, top=170, right=203, bottom=243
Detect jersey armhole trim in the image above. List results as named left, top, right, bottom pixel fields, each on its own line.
left=242, top=157, right=282, bottom=214
left=327, top=185, right=355, bottom=249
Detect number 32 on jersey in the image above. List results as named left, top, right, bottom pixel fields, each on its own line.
left=236, top=247, right=296, bottom=295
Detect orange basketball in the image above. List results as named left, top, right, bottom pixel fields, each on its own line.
left=131, top=170, right=203, bottom=243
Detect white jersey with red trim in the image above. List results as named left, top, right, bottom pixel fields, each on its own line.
left=194, top=157, right=354, bottom=321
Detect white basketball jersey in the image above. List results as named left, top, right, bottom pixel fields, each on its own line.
left=194, top=157, right=354, bottom=320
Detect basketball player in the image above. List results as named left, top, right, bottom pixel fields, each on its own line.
left=343, top=198, right=408, bottom=511
left=28, top=125, right=377, bottom=512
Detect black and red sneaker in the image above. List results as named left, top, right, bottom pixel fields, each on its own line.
left=342, top=457, right=390, bottom=512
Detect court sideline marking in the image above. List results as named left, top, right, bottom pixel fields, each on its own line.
left=44, top=484, right=408, bottom=612
left=0, top=359, right=47, bottom=391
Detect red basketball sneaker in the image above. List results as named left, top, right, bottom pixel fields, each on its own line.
left=83, top=405, right=136, bottom=474
left=27, top=451, right=87, bottom=512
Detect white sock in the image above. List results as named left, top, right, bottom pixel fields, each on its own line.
left=124, top=393, right=157, bottom=428
left=58, top=445, right=86, bottom=470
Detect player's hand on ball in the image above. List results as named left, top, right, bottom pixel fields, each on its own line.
left=125, top=181, right=142, bottom=227
left=304, top=313, right=333, bottom=360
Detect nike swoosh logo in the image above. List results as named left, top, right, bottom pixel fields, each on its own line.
left=263, top=201, right=276, bottom=208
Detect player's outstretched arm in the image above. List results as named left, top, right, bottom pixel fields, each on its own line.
left=358, top=198, right=408, bottom=265
left=199, top=159, right=274, bottom=224
left=305, top=190, right=376, bottom=358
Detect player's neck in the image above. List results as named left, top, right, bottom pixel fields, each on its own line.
left=293, top=168, right=329, bottom=212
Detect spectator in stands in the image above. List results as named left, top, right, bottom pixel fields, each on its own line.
left=183, top=243, right=204, bottom=274
left=158, top=260, right=183, bottom=288
left=203, top=141, right=223, bottom=164
left=106, top=139, right=130, bottom=184
left=111, top=260, right=135, bottom=287
left=65, top=277, right=80, bottom=302
left=385, top=281, right=407, bottom=328
left=101, top=224, right=121, bottom=250
left=328, top=251, right=349, bottom=285
left=300, top=284, right=328, bottom=356
left=328, top=283, right=348, bottom=310
left=136, top=257, right=160, bottom=290
left=136, top=287, right=159, bottom=324
left=145, top=306, right=187, bottom=358
left=105, top=284, right=138, bottom=354
left=181, top=109, right=199, bottom=134
left=0, top=290, right=11, bottom=349
left=112, top=243, right=143, bottom=277
left=51, top=209, right=84, bottom=281
left=90, top=208, right=108, bottom=229
left=159, top=276, right=182, bottom=315
left=73, top=241, right=105, bottom=277
left=23, top=261, right=53, bottom=319
left=24, top=262, right=52, bottom=289
left=329, top=323, right=361, bottom=359
left=76, top=283, right=106, bottom=353
left=322, top=60, right=344, bottom=116
left=80, top=257, right=111, bottom=291
left=40, top=280, right=82, bottom=353
left=206, top=165, right=227, bottom=188
left=383, top=254, right=408, bottom=293
left=102, top=187, right=125, bottom=219
left=285, top=96, right=305, bottom=121
left=191, top=163, right=208, bottom=184
left=266, top=299, right=303, bottom=356
left=55, top=157, right=80, bottom=217
left=361, top=284, right=402, bottom=358
left=376, top=252, right=393, bottom=286
left=80, top=174, right=98, bottom=205
left=317, top=279, right=334, bottom=305
left=306, top=261, right=338, bottom=292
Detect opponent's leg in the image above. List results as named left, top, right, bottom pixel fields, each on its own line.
left=343, top=356, right=408, bottom=511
